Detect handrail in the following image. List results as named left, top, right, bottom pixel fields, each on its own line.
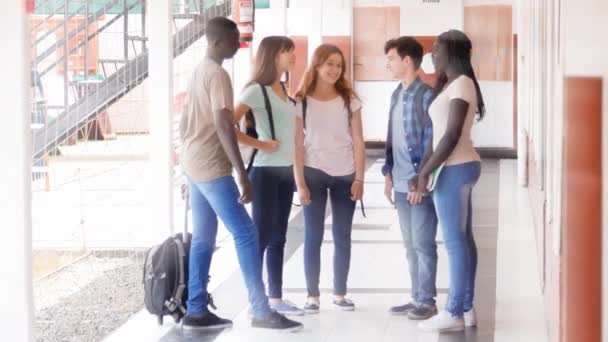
left=34, top=0, right=122, bottom=66
left=38, top=0, right=142, bottom=78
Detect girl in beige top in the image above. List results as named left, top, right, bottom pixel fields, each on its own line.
left=414, top=30, right=486, bottom=333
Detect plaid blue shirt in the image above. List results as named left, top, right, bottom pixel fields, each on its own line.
left=382, top=77, right=434, bottom=178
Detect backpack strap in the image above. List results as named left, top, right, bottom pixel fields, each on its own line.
left=346, top=98, right=353, bottom=128
left=258, top=83, right=276, bottom=140
left=302, top=97, right=308, bottom=131
left=171, top=238, right=188, bottom=314
left=164, top=238, right=187, bottom=315
left=414, top=84, right=428, bottom=124
left=246, top=83, right=275, bottom=172
left=280, top=82, right=296, bottom=105
left=246, top=150, right=258, bottom=173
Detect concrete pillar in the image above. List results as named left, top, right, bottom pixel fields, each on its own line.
left=147, top=0, right=174, bottom=234
left=0, top=1, right=34, bottom=341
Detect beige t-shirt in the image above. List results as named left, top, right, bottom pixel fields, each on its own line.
left=180, top=58, right=234, bottom=182
left=429, top=75, right=481, bottom=166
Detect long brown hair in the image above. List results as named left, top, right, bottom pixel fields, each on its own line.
left=246, top=36, right=295, bottom=87
left=295, top=44, right=359, bottom=111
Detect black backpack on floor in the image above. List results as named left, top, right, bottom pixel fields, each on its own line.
left=142, top=194, right=215, bottom=324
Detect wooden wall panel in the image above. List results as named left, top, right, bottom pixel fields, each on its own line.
left=562, top=77, right=602, bottom=342
left=416, top=36, right=438, bottom=87
left=323, top=36, right=352, bottom=83
left=353, top=6, right=399, bottom=81
left=496, top=6, right=513, bottom=80
left=464, top=5, right=513, bottom=81
left=288, top=36, right=308, bottom=95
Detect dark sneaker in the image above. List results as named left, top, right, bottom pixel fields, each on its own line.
left=182, top=312, right=233, bottom=330
left=303, top=301, right=320, bottom=314
left=251, top=311, right=303, bottom=332
left=333, top=298, right=355, bottom=311
left=408, top=304, right=438, bottom=320
left=389, top=302, right=418, bottom=316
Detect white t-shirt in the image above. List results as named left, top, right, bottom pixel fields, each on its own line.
left=429, top=75, right=481, bottom=166
left=296, top=96, right=362, bottom=177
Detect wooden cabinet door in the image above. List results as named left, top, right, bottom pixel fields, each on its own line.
left=353, top=6, right=400, bottom=81
left=465, top=5, right=513, bottom=81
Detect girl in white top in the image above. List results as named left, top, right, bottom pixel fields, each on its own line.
left=415, top=30, right=485, bottom=333
left=293, top=44, right=365, bottom=313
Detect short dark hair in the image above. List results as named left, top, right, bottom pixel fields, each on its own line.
left=384, top=37, right=424, bottom=69
left=206, top=16, right=238, bottom=42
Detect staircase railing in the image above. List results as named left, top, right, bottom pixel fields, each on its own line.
left=30, top=0, right=232, bottom=163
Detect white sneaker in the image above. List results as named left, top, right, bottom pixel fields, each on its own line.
left=418, top=310, right=465, bottom=333
left=464, top=308, right=477, bottom=327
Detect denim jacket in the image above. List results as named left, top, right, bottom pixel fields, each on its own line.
left=381, top=77, right=434, bottom=179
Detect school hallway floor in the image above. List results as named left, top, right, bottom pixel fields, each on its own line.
left=105, top=158, right=548, bottom=342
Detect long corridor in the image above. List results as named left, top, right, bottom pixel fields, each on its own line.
left=106, top=159, right=547, bottom=342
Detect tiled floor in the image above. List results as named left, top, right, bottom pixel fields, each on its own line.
left=105, top=159, right=548, bottom=342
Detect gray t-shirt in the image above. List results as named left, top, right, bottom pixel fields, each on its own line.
left=180, top=58, right=234, bottom=182
left=392, top=88, right=416, bottom=193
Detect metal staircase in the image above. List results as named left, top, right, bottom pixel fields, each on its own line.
left=30, top=0, right=232, bottom=163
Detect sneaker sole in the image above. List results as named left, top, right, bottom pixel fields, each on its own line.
left=334, top=305, right=355, bottom=311
left=389, top=310, right=411, bottom=316
left=418, top=324, right=465, bottom=333
left=252, top=324, right=304, bottom=333
left=465, top=321, right=477, bottom=327
left=408, top=312, right=438, bottom=321
left=274, top=310, right=305, bottom=317
left=284, top=324, right=304, bottom=333
left=182, top=323, right=233, bottom=331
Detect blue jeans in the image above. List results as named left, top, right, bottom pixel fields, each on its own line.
left=249, top=166, right=294, bottom=299
left=303, top=167, right=356, bottom=297
left=394, top=192, right=438, bottom=306
left=433, top=161, right=481, bottom=317
left=187, top=175, right=271, bottom=319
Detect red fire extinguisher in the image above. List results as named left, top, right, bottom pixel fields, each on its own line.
left=233, top=0, right=255, bottom=42
left=26, top=0, right=35, bottom=13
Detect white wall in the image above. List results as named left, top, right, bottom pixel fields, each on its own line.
left=464, top=0, right=511, bottom=5
left=355, top=0, right=520, bottom=148
left=355, top=81, right=398, bottom=141
left=354, top=0, right=400, bottom=6
left=472, top=82, right=514, bottom=147
left=265, top=0, right=516, bottom=148
left=400, top=0, right=464, bottom=36
left=563, top=0, right=608, bottom=77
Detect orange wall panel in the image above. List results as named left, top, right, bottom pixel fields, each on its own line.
left=288, top=36, right=308, bottom=96
left=353, top=6, right=399, bottom=81
left=562, top=76, right=602, bottom=342
left=464, top=5, right=513, bottom=81
left=322, top=36, right=352, bottom=83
